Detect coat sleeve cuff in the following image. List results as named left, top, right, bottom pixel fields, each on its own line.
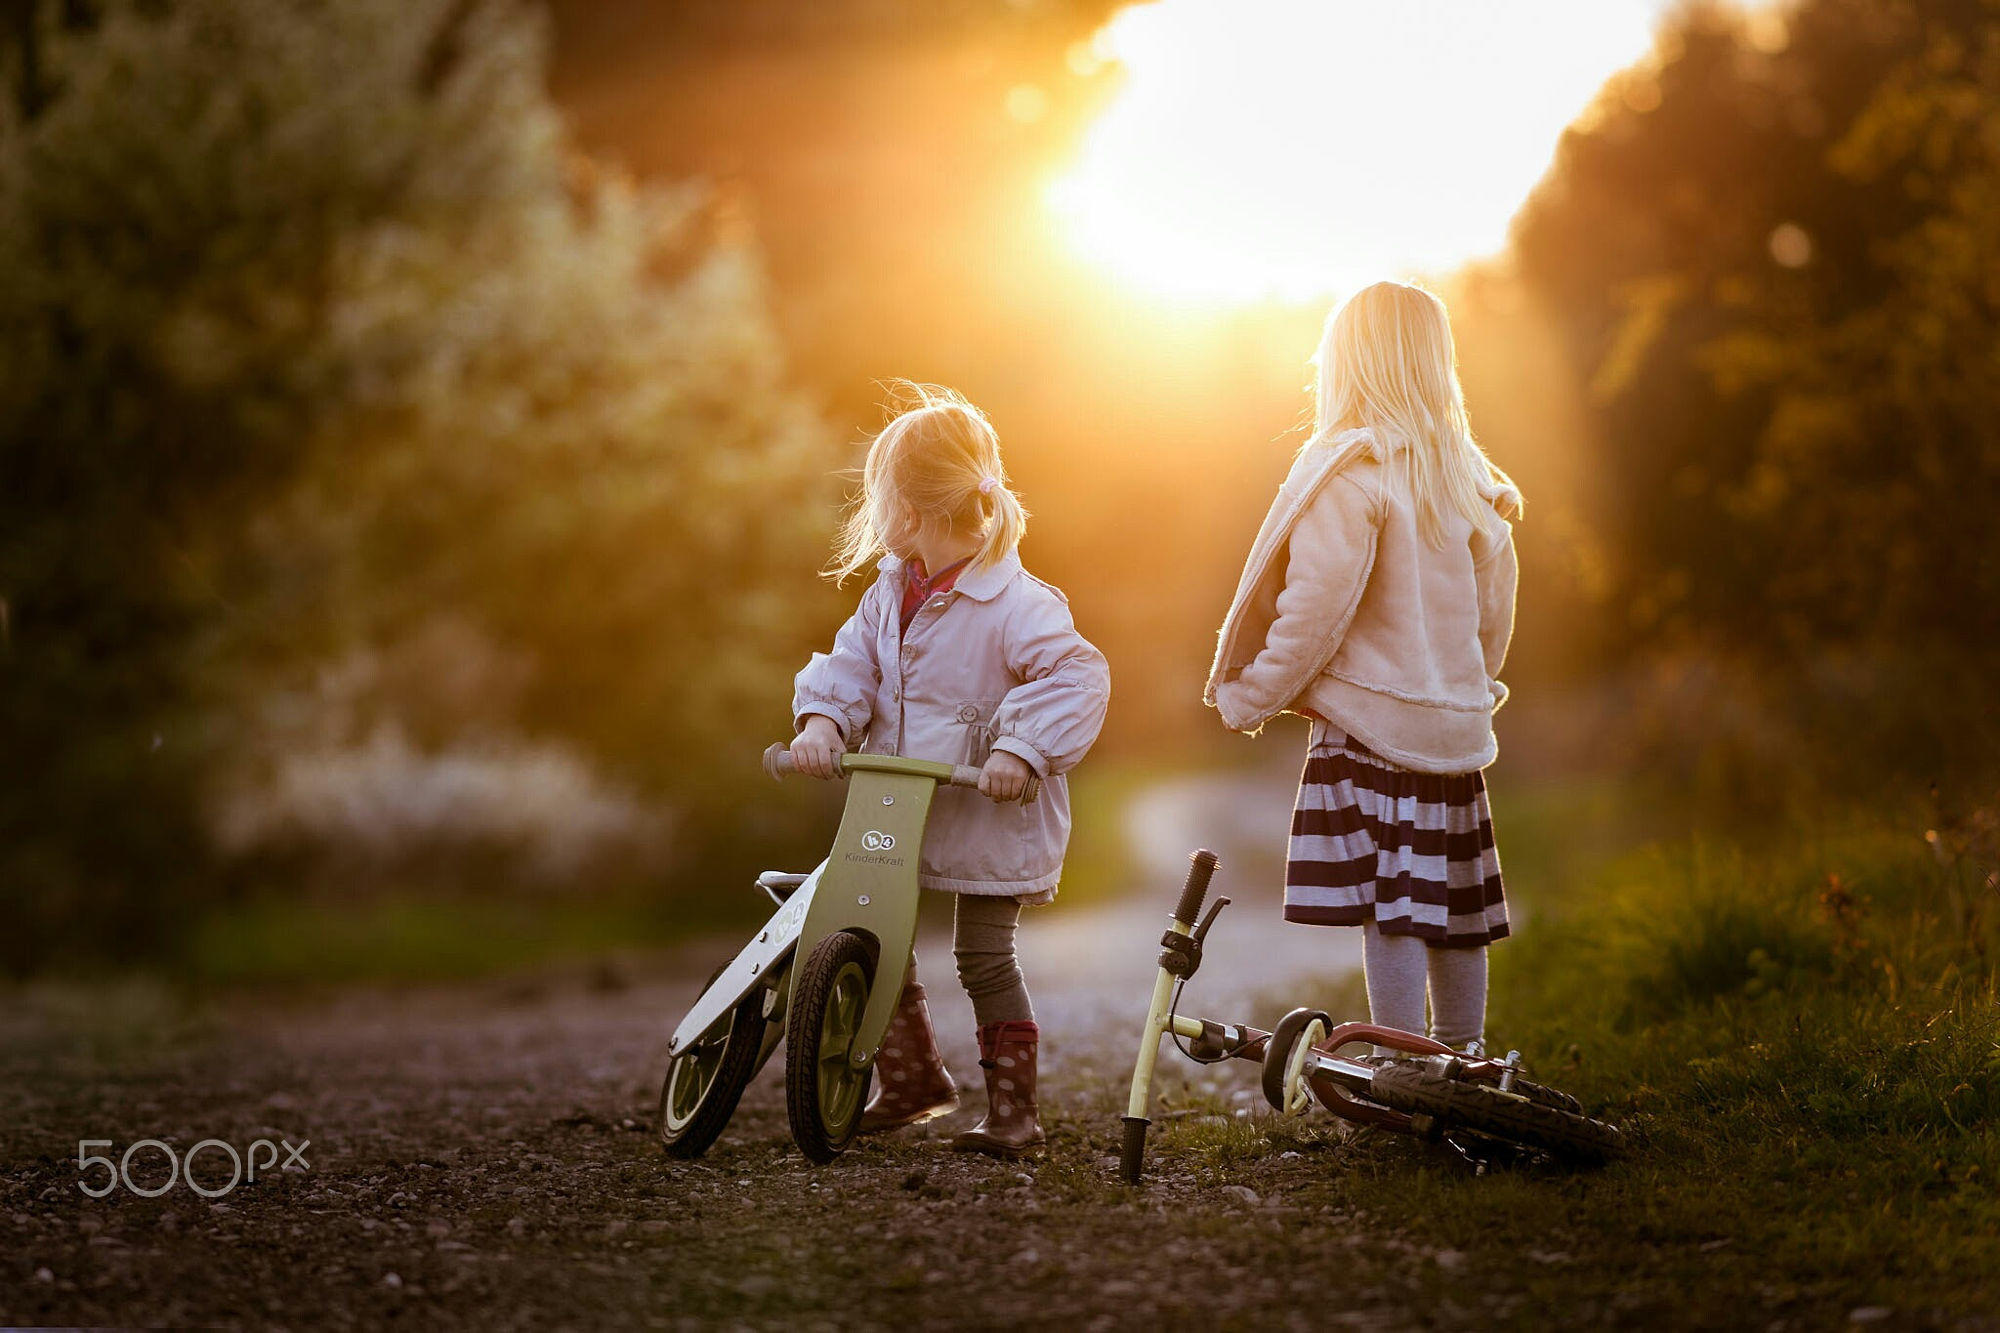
left=1214, top=683, right=1262, bottom=734
left=989, top=735, right=1051, bottom=777
left=793, top=707, right=850, bottom=745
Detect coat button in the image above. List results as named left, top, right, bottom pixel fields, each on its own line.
left=956, top=705, right=979, bottom=722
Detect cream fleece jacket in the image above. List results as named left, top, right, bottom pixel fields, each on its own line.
left=1204, top=428, right=1520, bottom=773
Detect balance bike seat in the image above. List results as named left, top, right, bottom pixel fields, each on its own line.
left=665, top=862, right=826, bottom=1062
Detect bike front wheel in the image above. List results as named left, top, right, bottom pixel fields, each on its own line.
left=1261, top=1007, right=1332, bottom=1115
left=784, top=930, right=877, bottom=1164
left=1367, top=1061, right=1621, bottom=1161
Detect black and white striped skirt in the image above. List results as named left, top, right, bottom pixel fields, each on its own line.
left=1284, top=723, right=1509, bottom=947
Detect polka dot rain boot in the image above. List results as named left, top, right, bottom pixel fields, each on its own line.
left=950, top=1019, right=1045, bottom=1159
left=855, top=973, right=959, bottom=1135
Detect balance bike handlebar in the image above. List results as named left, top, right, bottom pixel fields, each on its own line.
left=761, top=743, right=1041, bottom=806
left=1175, top=847, right=1219, bottom=924
left=1120, top=848, right=1224, bottom=1184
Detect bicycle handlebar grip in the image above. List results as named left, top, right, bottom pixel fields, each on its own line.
left=762, top=742, right=794, bottom=781
left=766, top=743, right=1037, bottom=805
left=1175, top=848, right=1220, bottom=924
left=947, top=764, right=1041, bottom=806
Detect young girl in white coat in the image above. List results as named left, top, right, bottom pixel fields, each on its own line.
left=1206, top=282, right=1521, bottom=1055
left=790, top=384, right=1110, bottom=1156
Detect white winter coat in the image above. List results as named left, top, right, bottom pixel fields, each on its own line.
left=1206, top=429, right=1520, bottom=773
left=794, top=551, right=1110, bottom=901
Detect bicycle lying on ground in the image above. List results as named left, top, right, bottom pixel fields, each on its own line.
left=1119, top=850, right=1621, bottom=1183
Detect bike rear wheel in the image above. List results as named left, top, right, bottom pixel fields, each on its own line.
left=1367, top=1060, right=1621, bottom=1161
left=658, top=966, right=766, bottom=1160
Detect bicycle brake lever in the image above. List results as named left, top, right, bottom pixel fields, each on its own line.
left=1157, top=897, right=1233, bottom=981
left=1191, top=895, right=1232, bottom=946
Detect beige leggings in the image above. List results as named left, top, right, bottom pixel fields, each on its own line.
left=1361, top=922, right=1487, bottom=1052
left=913, top=894, right=1033, bottom=1027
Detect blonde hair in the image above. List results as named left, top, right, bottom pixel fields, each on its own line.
left=827, top=382, right=1029, bottom=583
left=1308, top=281, right=1520, bottom=547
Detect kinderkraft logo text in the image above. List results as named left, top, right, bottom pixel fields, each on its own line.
left=77, top=1137, right=309, bottom=1198
left=845, top=828, right=904, bottom=866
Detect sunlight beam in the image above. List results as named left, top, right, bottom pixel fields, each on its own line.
left=1050, top=0, right=1666, bottom=303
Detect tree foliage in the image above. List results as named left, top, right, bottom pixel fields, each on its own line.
left=1514, top=0, right=2000, bottom=661
left=0, top=0, right=830, bottom=971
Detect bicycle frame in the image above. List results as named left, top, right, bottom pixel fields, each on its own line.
left=787, top=757, right=944, bottom=1069
left=1153, top=1012, right=1516, bottom=1129
left=666, top=753, right=954, bottom=1068
left=661, top=744, right=1045, bottom=1162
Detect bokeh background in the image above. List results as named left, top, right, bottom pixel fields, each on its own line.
left=3, top=0, right=1996, bottom=982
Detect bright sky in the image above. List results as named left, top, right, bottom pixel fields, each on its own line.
left=1049, top=0, right=1679, bottom=303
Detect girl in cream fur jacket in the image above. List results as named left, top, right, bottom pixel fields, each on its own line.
left=1205, top=281, right=1521, bottom=1055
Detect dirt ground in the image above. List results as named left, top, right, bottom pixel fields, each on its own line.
left=3, top=782, right=1943, bottom=1329
left=0, top=852, right=1490, bottom=1332
left=0, top=901, right=1958, bottom=1332
left=0, top=890, right=1834, bottom=1333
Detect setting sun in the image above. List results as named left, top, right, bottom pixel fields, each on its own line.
left=1050, top=0, right=1669, bottom=302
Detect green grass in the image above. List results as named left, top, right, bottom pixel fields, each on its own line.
left=173, top=759, right=1153, bottom=988
left=180, top=896, right=681, bottom=987
left=1232, top=784, right=2000, bottom=1324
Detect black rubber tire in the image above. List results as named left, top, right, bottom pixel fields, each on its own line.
left=1368, top=1061, right=1621, bottom=1161
left=657, top=965, right=765, bottom=1160
left=1433, top=1054, right=1583, bottom=1115
left=1261, top=1008, right=1332, bottom=1111
left=1512, top=1076, right=1584, bottom=1117
left=785, top=931, right=877, bottom=1164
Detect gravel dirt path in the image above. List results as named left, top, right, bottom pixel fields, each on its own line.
left=0, top=770, right=1561, bottom=1331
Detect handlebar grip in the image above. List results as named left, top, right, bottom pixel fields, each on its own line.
left=1175, top=848, right=1220, bottom=924
left=950, top=765, right=1041, bottom=806
left=762, top=742, right=795, bottom=781
left=765, top=743, right=1039, bottom=805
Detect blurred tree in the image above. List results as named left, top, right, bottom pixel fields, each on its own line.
left=1514, top=0, right=2000, bottom=663
left=0, top=0, right=830, bottom=972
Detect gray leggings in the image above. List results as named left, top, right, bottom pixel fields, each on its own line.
left=913, top=894, right=1033, bottom=1027
left=1361, top=922, right=1487, bottom=1052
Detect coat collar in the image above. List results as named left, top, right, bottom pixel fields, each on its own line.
left=877, top=549, right=1021, bottom=602
left=1203, top=429, right=1379, bottom=704
left=1330, top=425, right=1521, bottom=517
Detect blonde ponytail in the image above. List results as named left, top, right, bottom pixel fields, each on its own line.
left=825, top=382, right=1029, bottom=583
left=976, top=480, right=1028, bottom=570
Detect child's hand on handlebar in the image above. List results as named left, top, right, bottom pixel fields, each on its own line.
left=790, top=716, right=845, bottom=780
left=977, top=751, right=1034, bottom=803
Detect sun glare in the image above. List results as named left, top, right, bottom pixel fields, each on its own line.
left=1050, top=0, right=1667, bottom=303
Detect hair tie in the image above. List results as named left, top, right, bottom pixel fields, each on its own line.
left=977, top=476, right=999, bottom=497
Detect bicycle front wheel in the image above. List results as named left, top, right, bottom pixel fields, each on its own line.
left=784, top=930, right=876, bottom=1163
left=1368, top=1061, right=1621, bottom=1161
